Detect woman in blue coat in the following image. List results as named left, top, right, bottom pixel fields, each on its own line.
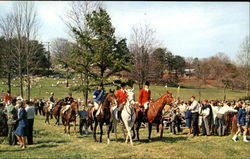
left=185, top=101, right=192, bottom=134
left=232, top=103, right=249, bottom=142
left=14, top=101, right=28, bottom=149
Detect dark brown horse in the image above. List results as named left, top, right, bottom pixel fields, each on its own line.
left=60, top=101, right=79, bottom=134
left=52, top=99, right=66, bottom=125
left=133, top=91, right=174, bottom=141
left=90, top=92, right=117, bottom=143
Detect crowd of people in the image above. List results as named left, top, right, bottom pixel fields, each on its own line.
left=0, top=94, right=35, bottom=149
left=163, top=97, right=250, bottom=142
left=0, top=81, right=250, bottom=150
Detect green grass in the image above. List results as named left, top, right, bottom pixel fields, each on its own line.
left=0, top=115, right=249, bottom=159
left=0, top=77, right=249, bottom=158
left=0, top=77, right=247, bottom=101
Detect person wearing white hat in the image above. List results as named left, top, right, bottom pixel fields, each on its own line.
left=48, top=92, right=56, bottom=115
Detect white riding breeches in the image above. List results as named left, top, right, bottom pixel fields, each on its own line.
left=144, top=102, right=149, bottom=110
left=49, top=103, right=53, bottom=110
left=63, top=105, right=71, bottom=113
left=94, top=102, right=99, bottom=110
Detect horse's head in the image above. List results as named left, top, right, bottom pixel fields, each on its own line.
left=162, top=91, right=174, bottom=105
left=70, top=101, right=78, bottom=111
left=105, top=92, right=117, bottom=108
left=126, top=89, right=135, bottom=104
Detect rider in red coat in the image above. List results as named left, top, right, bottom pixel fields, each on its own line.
left=115, top=82, right=127, bottom=119
left=138, top=81, right=151, bottom=115
left=115, top=83, right=127, bottom=105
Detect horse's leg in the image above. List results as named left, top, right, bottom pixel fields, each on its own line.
left=58, top=115, right=60, bottom=126
left=121, top=121, right=126, bottom=140
left=47, top=115, right=49, bottom=125
left=99, top=122, right=104, bottom=143
left=48, top=114, right=50, bottom=125
left=148, top=122, right=152, bottom=141
left=54, top=115, right=57, bottom=126
left=93, top=121, right=98, bottom=142
left=156, top=123, right=160, bottom=133
left=132, top=125, right=136, bottom=139
left=89, top=119, right=93, bottom=131
left=74, top=120, right=76, bottom=134
left=124, top=121, right=129, bottom=144
left=114, top=120, right=118, bottom=142
left=63, top=121, right=66, bottom=134
left=68, top=120, right=70, bottom=134
left=128, top=125, right=133, bottom=146
left=136, top=121, right=141, bottom=141
left=107, top=122, right=112, bottom=144
left=160, top=123, right=164, bottom=139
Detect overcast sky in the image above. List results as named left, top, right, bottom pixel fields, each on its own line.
left=0, top=1, right=249, bottom=59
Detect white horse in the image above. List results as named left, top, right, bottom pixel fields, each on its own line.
left=112, top=89, right=136, bottom=145
left=121, top=89, right=136, bottom=146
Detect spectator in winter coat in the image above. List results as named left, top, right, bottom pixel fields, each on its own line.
left=217, top=102, right=237, bottom=136
left=232, top=103, right=249, bottom=142
left=200, top=99, right=212, bottom=136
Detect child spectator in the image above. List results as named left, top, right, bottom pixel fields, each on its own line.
left=170, top=109, right=178, bottom=134
left=79, top=105, right=89, bottom=135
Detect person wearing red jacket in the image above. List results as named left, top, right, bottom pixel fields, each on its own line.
left=138, top=81, right=151, bottom=115
left=115, top=82, right=127, bottom=119
left=4, top=91, right=12, bottom=106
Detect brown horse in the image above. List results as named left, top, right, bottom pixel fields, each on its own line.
left=60, top=101, right=79, bottom=134
left=90, top=92, right=117, bottom=143
left=133, top=91, right=174, bottom=141
left=52, top=99, right=66, bottom=125
left=43, top=104, right=51, bottom=125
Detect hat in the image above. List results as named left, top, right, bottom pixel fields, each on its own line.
left=120, top=82, right=126, bottom=87
left=145, top=81, right=150, bottom=86
left=16, top=96, right=23, bottom=101
left=51, top=92, right=54, bottom=95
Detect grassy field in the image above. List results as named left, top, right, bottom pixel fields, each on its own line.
left=0, top=115, right=249, bottom=159
left=0, top=77, right=249, bottom=158
left=0, top=77, right=247, bottom=101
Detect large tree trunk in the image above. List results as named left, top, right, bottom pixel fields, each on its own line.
left=66, top=69, right=69, bottom=88
left=85, top=76, right=89, bottom=107
left=27, top=69, right=31, bottom=101
left=7, top=72, right=11, bottom=94
left=18, top=52, right=23, bottom=98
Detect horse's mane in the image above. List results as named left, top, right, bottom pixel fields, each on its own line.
left=102, top=92, right=115, bottom=109
left=55, top=99, right=65, bottom=105
left=154, top=91, right=172, bottom=103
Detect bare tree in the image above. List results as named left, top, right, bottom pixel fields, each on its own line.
left=51, top=38, right=71, bottom=59
left=130, top=23, right=158, bottom=89
left=237, top=36, right=250, bottom=97
left=9, top=1, right=39, bottom=99
left=51, top=38, right=73, bottom=87
left=62, top=1, right=103, bottom=39
left=0, top=13, right=15, bottom=93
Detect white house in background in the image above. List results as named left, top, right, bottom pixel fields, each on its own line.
left=184, top=69, right=195, bottom=76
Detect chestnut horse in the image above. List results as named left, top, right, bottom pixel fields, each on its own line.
left=52, top=99, right=66, bottom=125
left=133, top=91, right=174, bottom=141
left=60, top=101, right=79, bottom=134
left=90, top=92, right=117, bottom=143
